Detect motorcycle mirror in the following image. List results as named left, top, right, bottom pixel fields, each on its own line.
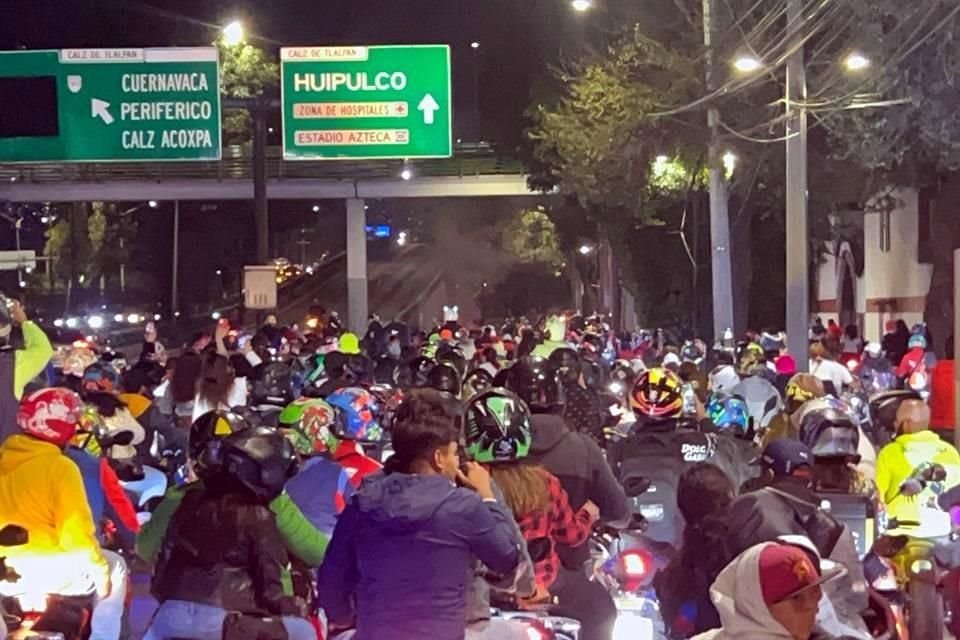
left=899, top=478, right=925, bottom=497
left=624, top=477, right=652, bottom=498
left=930, top=464, right=948, bottom=483
left=0, top=525, right=28, bottom=547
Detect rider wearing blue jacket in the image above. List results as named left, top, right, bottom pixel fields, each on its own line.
left=317, top=389, right=520, bottom=640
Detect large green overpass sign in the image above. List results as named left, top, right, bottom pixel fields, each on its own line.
left=281, top=45, right=452, bottom=160
left=0, top=48, right=221, bottom=162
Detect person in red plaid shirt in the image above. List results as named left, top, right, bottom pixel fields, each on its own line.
left=465, top=389, right=616, bottom=640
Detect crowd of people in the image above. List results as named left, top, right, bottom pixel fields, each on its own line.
left=0, top=297, right=958, bottom=640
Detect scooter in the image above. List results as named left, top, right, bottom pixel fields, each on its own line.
left=872, top=462, right=953, bottom=640
left=490, top=537, right=582, bottom=640
left=0, top=525, right=94, bottom=640
left=590, top=515, right=668, bottom=640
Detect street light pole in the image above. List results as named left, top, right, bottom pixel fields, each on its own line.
left=785, top=0, right=809, bottom=369
left=171, top=200, right=180, bottom=320
left=702, top=0, right=735, bottom=341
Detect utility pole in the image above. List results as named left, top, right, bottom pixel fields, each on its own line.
left=703, top=0, right=735, bottom=341
left=785, top=0, right=809, bottom=369
left=171, top=200, right=180, bottom=320
left=253, top=97, right=270, bottom=264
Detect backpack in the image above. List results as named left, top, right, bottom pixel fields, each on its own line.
left=615, top=429, right=719, bottom=547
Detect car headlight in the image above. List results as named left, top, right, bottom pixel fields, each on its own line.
left=87, top=315, right=104, bottom=330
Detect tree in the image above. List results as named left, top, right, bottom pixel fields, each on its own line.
left=821, top=1, right=960, bottom=352
left=217, top=41, right=279, bottom=145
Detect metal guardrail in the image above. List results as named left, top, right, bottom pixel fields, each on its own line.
left=0, top=145, right=524, bottom=184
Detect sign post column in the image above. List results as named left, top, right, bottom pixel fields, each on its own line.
left=346, top=199, right=368, bottom=334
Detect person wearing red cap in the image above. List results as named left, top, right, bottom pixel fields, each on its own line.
left=0, top=388, right=111, bottom=614
left=692, top=541, right=843, bottom=640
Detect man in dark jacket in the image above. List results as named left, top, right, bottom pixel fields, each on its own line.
left=723, top=439, right=869, bottom=638
left=317, top=389, right=520, bottom=640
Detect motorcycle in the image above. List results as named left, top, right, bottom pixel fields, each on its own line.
left=490, top=537, right=582, bottom=640
left=590, top=516, right=668, bottom=640
left=872, top=462, right=952, bottom=640
left=0, top=525, right=94, bottom=640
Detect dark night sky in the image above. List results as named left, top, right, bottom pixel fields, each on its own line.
left=0, top=0, right=613, bottom=143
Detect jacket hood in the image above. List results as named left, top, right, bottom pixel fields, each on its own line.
left=706, top=542, right=794, bottom=640
left=354, top=473, right=457, bottom=532
left=530, top=414, right=570, bottom=454
left=0, top=434, right=63, bottom=474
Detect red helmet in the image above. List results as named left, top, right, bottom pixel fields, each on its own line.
left=17, top=388, right=84, bottom=447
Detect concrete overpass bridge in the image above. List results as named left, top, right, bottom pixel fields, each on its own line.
left=0, top=145, right=545, bottom=331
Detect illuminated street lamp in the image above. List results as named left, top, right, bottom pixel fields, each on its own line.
left=733, top=55, right=763, bottom=73
left=470, top=41, right=480, bottom=50
left=400, top=166, right=414, bottom=181
left=571, top=0, right=593, bottom=12
left=722, top=151, right=737, bottom=176
left=844, top=52, right=870, bottom=71
left=579, top=244, right=594, bottom=255
left=222, top=21, right=245, bottom=46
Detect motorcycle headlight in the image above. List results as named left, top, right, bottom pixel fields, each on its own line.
left=613, top=611, right=654, bottom=640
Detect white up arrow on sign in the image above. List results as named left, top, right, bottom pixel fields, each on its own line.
left=417, top=94, right=440, bottom=125
left=91, top=99, right=115, bottom=125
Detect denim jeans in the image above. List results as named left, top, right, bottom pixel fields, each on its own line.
left=90, top=549, right=127, bottom=640
left=143, top=600, right=317, bottom=640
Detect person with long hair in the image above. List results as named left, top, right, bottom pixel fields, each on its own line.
left=655, top=463, right=736, bottom=637
left=169, top=351, right=202, bottom=427
left=464, top=389, right=613, bottom=640
left=192, top=352, right=244, bottom=421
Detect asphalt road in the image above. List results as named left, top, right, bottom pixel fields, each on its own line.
left=276, top=243, right=448, bottom=331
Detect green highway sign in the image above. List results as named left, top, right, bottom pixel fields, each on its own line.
left=0, top=48, right=221, bottom=163
left=281, top=45, right=452, bottom=160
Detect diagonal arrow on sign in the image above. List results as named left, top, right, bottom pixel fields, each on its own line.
left=91, top=98, right=114, bottom=125
left=417, top=94, right=440, bottom=125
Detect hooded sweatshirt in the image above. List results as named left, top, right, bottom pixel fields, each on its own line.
left=317, top=472, right=520, bottom=640
left=0, top=434, right=108, bottom=591
left=693, top=542, right=846, bottom=640
left=691, top=543, right=798, bottom=640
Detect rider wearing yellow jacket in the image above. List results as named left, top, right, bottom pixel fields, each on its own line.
left=0, top=388, right=109, bottom=596
left=876, top=399, right=960, bottom=525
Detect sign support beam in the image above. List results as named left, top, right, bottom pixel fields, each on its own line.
left=346, top=198, right=368, bottom=334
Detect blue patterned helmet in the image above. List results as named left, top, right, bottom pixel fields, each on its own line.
left=325, top=387, right=384, bottom=443
left=706, top=392, right=750, bottom=436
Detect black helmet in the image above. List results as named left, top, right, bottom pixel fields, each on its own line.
left=579, top=355, right=607, bottom=391
left=462, top=368, right=494, bottom=399
left=408, top=356, right=437, bottom=387
left=493, top=357, right=563, bottom=414
left=220, top=427, right=300, bottom=501
left=426, top=362, right=462, bottom=396
left=252, top=362, right=294, bottom=406
left=464, top=389, right=533, bottom=464
left=548, top=348, right=581, bottom=384
left=799, top=407, right=860, bottom=460
left=437, top=348, right=468, bottom=378
left=0, top=293, right=12, bottom=343
left=869, top=390, right=921, bottom=437
left=189, top=410, right=251, bottom=474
